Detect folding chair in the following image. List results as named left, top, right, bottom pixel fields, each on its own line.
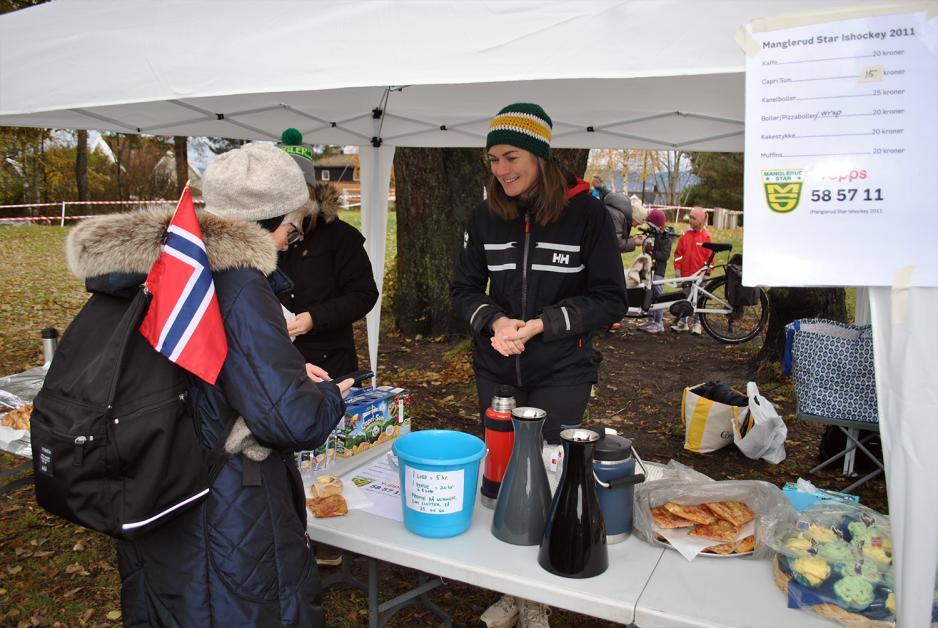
left=798, top=412, right=884, bottom=493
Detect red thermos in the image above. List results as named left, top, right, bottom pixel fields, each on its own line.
left=481, top=385, right=516, bottom=509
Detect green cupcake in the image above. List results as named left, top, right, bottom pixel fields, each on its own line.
left=819, top=540, right=853, bottom=566
left=833, top=575, right=875, bottom=611
left=839, top=559, right=882, bottom=584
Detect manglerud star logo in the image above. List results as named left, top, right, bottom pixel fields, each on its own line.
left=761, top=168, right=805, bottom=213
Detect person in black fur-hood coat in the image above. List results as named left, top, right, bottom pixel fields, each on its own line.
left=65, top=143, right=353, bottom=627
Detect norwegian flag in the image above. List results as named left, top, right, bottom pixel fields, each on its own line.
left=139, top=187, right=228, bottom=384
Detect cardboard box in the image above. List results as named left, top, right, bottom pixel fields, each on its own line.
left=336, top=386, right=411, bottom=457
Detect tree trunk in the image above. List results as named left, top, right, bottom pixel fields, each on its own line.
left=759, top=288, right=847, bottom=362
left=552, top=148, right=589, bottom=178
left=393, top=147, right=486, bottom=336
left=174, top=136, right=189, bottom=196
left=75, top=129, right=89, bottom=215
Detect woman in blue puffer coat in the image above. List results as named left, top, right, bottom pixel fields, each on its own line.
left=65, top=143, right=353, bottom=626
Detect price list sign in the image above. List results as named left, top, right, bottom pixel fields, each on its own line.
left=743, top=8, right=937, bottom=287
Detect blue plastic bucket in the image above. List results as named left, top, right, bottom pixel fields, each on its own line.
left=391, top=430, right=486, bottom=538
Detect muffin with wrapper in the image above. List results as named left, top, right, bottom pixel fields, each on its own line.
left=633, top=460, right=794, bottom=560
left=764, top=501, right=938, bottom=626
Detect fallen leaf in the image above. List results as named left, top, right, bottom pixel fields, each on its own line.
left=105, top=610, right=121, bottom=621
left=72, top=540, right=86, bottom=551
left=32, top=550, right=54, bottom=558
left=80, top=609, right=94, bottom=620
left=64, top=562, right=90, bottom=576
left=7, top=566, right=22, bottom=575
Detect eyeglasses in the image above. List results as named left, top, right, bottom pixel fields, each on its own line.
left=285, top=223, right=302, bottom=245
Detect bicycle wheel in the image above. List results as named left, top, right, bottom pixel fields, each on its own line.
left=697, top=276, right=769, bottom=344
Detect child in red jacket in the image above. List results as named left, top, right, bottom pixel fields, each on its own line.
left=671, top=207, right=712, bottom=335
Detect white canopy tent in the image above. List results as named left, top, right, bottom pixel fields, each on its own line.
left=1, top=1, right=934, bottom=624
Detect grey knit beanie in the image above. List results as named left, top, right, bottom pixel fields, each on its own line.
left=203, top=143, right=309, bottom=222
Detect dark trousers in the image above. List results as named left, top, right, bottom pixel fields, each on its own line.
left=476, top=377, right=592, bottom=444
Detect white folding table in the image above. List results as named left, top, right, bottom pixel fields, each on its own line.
left=305, top=442, right=664, bottom=627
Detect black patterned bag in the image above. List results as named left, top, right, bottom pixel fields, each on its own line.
left=784, top=319, right=878, bottom=423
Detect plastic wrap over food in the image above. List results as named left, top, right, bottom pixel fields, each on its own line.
left=763, top=501, right=937, bottom=626
left=633, top=460, right=795, bottom=560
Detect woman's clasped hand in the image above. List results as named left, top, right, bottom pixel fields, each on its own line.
left=490, top=316, right=545, bottom=356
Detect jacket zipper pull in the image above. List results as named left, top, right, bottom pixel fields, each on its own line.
left=74, top=435, right=88, bottom=466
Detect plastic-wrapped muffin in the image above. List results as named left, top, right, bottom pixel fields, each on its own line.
left=862, top=543, right=892, bottom=566
left=784, top=534, right=812, bottom=555
left=838, top=559, right=882, bottom=585
left=818, top=540, right=854, bottom=566
left=833, top=575, right=875, bottom=611
left=805, top=523, right=838, bottom=543
left=789, top=556, right=831, bottom=587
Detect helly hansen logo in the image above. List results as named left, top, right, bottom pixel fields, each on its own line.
left=552, top=252, right=570, bottom=265
left=533, top=242, right=584, bottom=274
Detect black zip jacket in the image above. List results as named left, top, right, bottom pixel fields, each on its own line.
left=452, top=188, right=628, bottom=387
left=278, top=216, right=379, bottom=374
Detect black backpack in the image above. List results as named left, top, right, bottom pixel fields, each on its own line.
left=30, top=286, right=230, bottom=540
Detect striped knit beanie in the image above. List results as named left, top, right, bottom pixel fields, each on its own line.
left=486, top=103, right=552, bottom=161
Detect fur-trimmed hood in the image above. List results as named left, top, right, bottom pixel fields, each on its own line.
left=305, top=182, right=341, bottom=227
left=66, top=206, right=279, bottom=279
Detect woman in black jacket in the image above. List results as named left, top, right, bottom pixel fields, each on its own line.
left=452, top=102, right=627, bottom=443
left=452, top=103, right=627, bottom=628
left=276, top=135, right=379, bottom=376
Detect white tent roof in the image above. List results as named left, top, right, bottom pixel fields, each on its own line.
left=0, top=0, right=879, bottom=152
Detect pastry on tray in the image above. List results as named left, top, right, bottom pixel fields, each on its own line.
left=650, top=505, right=695, bottom=529
left=310, top=475, right=343, bottom=498
left=306, top=494, right=348, bottom=518
left=688, top=518, right=741, bottom=542
left=662, top=502, right=716, bottom=525
left=704, top=500, right=755, bottom=527
left=733, top=534, right=756, bottom=554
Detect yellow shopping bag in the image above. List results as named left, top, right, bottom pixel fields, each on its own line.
left=680, top=382, right=746, bottom=453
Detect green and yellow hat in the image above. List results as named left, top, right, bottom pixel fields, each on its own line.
left=485, top=103, right=552, bottom=161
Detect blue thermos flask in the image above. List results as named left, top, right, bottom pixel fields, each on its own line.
left=590, top=427, right=646, bottom=544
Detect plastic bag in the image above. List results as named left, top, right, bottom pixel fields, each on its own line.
left=733, top=382, right=787, bottom=464
left=633, top=460, right=795, bottom=560
left=760, top=501, right=933, bottom=626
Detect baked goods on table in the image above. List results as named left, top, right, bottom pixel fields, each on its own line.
left=767, top=503, right=938, bottom=627
left=306, top=494, right=348, bottom=518
left=1, top=404, right=32, bottom=430
left=649, top=499, right=758, bottom=556
left=310, top=475, right=343, bottom=498
left=663, top=502, right=716, bottom=525
left=650, top=505, right=695, bottom=529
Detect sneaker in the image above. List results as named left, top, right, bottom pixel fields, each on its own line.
left=670, top=320, right=689, bottom=333
left=691, top=322, right=703, bottom=335
left=640, top=322, right=663, bottom=334
left=518, top=599, right=551, bottom=628
left=479, top=594, right=519, bottom=628
left=315, top=545, right=343, bottom=567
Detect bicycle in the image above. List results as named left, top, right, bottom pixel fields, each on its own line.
left=624, top=226, right=769, bottom=344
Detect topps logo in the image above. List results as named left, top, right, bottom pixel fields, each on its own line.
left=820, top=169, right=868, bottom=183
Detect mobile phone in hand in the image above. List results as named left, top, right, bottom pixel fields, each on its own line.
left=334, top=369, right=375, bottom=386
